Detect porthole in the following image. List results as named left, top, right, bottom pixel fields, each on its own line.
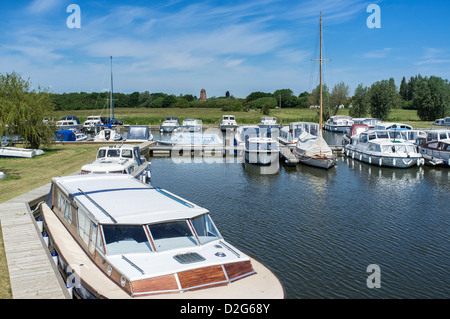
left=107, top=265, right=112, bottom=276
left=121, top=276, right=127, bottom=287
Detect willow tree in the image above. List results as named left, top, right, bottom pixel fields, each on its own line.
left=0, top=72, right=55, bottom=149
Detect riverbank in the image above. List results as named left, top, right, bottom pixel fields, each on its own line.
left=53, top=107, right=434, bottom=129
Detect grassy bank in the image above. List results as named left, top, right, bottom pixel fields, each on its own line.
left=54, top=107, right=434, bottom=128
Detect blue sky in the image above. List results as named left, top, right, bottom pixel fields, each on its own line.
left=0, top=0, right=449, bottom=98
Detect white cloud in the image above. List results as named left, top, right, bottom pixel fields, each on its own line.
left=363, top=48, right=392, bottom=58
left=27, top=0, right=61, bottom=14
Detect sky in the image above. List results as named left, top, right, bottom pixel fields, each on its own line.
left=0, top=0, right=449, bottom=98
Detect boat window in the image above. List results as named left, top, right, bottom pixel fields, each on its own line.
left=121, top=149, right=133, bottom=158
left=190, top=214, right=222, bottom=245
left=56, top=191, right=72, bottom=224
left=77, top=208, right=93, bottom=247
left=97, top=149, right=106, bottom=158
left=428, top=142, right=439, bottom=149
left=148, top=220, right=197, bottom=252
left=96, top=227, right=105, bottom=255
left=89, top=223, right=98, bottom=255
left=440, top=133, right=448, bottom=140
left=442, top=143, right=450, bottom=151
left=360, top=135, right=368, bottom=143
left=103, top=225, right=152, bottom=255
left=368, top=133, right=376, bottom=140
left=107, top=150, right=120, bottom=157
left=427, top=133, right=438, bottom=142
left=377, top=132, right=389, bottom=139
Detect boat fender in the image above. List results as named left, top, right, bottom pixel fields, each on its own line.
left=393, top=158, right=396, bottom=166
left=369, top=156, right=372, bottom=164
left=379, top=158, right=382, bottom=167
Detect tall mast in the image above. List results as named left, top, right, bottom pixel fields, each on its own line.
left=110, top=56, right=114, bottom=124
left=312, top=12, right=330, bottom=134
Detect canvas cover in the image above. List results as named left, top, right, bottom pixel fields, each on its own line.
left=295, top=131, right=333, bottom=156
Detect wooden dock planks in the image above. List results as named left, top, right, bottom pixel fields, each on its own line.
left=0, top=185, right=70, bottom=299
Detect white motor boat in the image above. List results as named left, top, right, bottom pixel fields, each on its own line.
left=278, top=122, right=320, bottom=147
left=323, top=116, right=354, bottom=133
left=83, top=116, right=103, bottom=133
left=219, top=115, right=238, bottom=131
left=157, top=132, right=223, bottom=148
left=75, top=132, right=88, bottom=142
left=180, top=119, right=202, bottom=132
left=39, top=174, right=285, bottom=299
left=160, top=117, right=180, bottom=133
left=56, top=119, right=83, bottom=132
left=81, top=144, right=151, bottom=184
left=293, top=131, right=336, bottom=169
left=94, top=128, right=122, bottom=142
left=258, top=117, right=278, bottom=128
left=344, top=130, right=424, bottom=168
left=418, top=139, right=450, bottom=167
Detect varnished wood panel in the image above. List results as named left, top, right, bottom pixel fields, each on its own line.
left=224, top=260, right=255, bottom=281
left=131, top=274, right=179, bottom=295
left=178, top=265, right=227, bottom=290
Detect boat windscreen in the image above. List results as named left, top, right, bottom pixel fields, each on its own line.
left=190, top=214, right=221, bottom=245
left=148, top=220, right=197, bottom=252
left=103, top=225, right=152, bottom=255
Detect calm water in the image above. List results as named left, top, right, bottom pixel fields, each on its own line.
left=149, top=131, right=449, bottom=299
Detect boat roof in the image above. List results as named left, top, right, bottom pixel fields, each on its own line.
left=53, top=175, right=208, bottom=225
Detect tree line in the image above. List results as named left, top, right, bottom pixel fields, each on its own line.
left=1, top=71, right=449, bottom=148
left=48, top=74, right=450, bottom=122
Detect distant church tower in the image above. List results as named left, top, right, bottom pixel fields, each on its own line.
left=200, top=88, right=207, bottom=101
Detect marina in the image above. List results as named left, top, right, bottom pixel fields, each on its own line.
left=1, top=129, right=449, bottom=299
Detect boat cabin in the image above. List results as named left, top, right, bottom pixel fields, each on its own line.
left=44, top=175, right=259, bottom=298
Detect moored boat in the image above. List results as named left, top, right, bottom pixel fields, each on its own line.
left=344, top=130, right=424, bottom=168
left=293, top=131, right=336, bottom=169
left=258, top=117, right=278, bottom=129
left=180, top=119, right=202, bottom=132
left=323, top=116, right=353, bottom=133
left=219, top=115, right=238, bottom=131
left=418, top=140, right=450, bottom=167
left=160, top=117, right=180, bottom=133
left=278, top=122, right=319, bottom=147
left=94, top=128, right=122, bottom=142
left=157, top=132, right=223, bottom=148
left=40, top=174, right=285, bottom=299
left=81, top=144, right=151, bottom=184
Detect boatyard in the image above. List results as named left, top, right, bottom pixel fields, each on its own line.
left=1, top=2, right=450, bottom=305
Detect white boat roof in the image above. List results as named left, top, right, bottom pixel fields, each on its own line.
left=53, top=175, right=208, bottom=225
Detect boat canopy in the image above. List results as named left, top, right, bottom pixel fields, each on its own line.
left=296, top=131, right=333, bottom=156
left=53, top=175, right=208, bottom=225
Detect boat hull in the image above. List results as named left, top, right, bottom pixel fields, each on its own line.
left=245, top=150, right=279, bottom=166
left=293, top=150, right=336, bottom=169
left=345, top=148, right=423, bottom=168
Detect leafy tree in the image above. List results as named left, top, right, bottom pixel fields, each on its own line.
left=249, top=97, right=277, bottom=110
left=414, top=76, right=450, bottom=121
left=349, top=84, right=369, bottom=118
left=368, top=78, right=401, bottom=120
left=399, top=76, right=407, bottom=101
left=0, top=72, right=55, bottom=149
left=331, top=81, right=350, bottom=110
left=309, top=84, right=331, bottom=121
left=246, top=91, right=272, bottom=103
left=161, top=95, right=177, bottom=108
left=128, top=91, right=139, bottom=107
left=273, top=89, right=295, bottom=108
left=298, top=91, right=310, bottom=108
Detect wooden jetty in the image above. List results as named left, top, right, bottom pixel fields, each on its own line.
left=0, top=184, right=70, bottom=299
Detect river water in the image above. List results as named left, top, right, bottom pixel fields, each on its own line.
left=149, top=130, right=449, bottom=299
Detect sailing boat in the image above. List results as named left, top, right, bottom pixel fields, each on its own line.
left=94, top=56, right=122, bottom=142
left=293, top=12, right=336, bottom=169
